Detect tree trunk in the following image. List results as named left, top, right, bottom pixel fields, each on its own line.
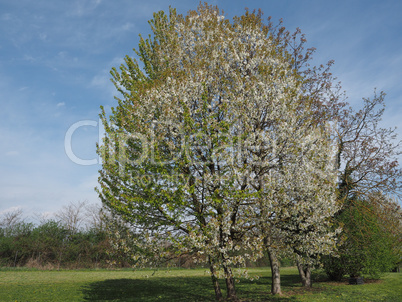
left=209, top=258, right=223, bottom=301
left=14, top=250, right=18, bottom=267
left=222, top=262, right=237, bottom=301
left=267, top=248, right=282, bottom=295
left=297, top=261, right=312, bottom=288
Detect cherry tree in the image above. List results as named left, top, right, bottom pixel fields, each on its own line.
left=97, top=4, right=339, bottom=300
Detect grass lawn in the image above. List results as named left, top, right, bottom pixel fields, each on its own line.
left=0, top=267, right=400, bottom=301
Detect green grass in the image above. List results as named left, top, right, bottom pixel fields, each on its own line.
left=0, top=267, right=400, bottom=301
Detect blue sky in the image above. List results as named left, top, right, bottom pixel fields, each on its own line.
left=1, top=0, right=401, bottom=218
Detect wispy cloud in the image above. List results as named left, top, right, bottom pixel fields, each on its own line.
left=67, top=0, right=103, bottom=17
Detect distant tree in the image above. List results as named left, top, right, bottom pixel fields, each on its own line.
left=55, top=201, right=87, bottom=234
left=0, top=208, right=24, bottom=228
left=31, top=220, right=68, bottom=266
left=84, top=203, right=105, bottom=231
left=0, top=220, right=34, bottom=267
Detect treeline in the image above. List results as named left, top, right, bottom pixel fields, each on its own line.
left=0, top=220, right=109, bottom=269
left=0, top=204, right=287, bottom=269
left=0, top=203, right=112, bottom=269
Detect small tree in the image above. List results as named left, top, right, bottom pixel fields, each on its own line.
left=55, top=201, right=87, bottom=234
left=324, top=194, right=401, bottom=280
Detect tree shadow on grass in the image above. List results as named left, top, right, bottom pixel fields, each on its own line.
left=235, top=274, right=303, bottom=301
left=82, top=276, right=216, bottom=301
left=82, top=273, right=304, bottom=301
